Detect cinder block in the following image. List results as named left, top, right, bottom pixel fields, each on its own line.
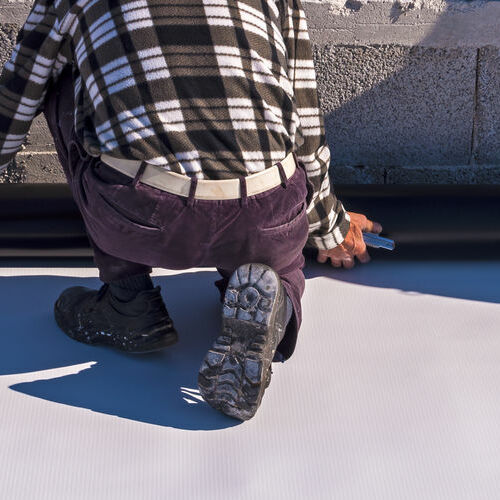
left=385, top=165, right=500, bottom=184
left=0, top=157, right=26, bottom=184
left=0, top=153, right=64, bottom=184
left=331, top=165, right=386, bottom=184
left=331, top=165, right=500, bottom=185
left=20, top=153, right=65, bottom=183
left=305, top=1, right=500, bottom=49
left=0, top=2, right=32, bottom=25
left=314, top=45, right=477, bottom=167
left=25, top=115, right=55, bottom=152
left=475, top=46, right=500, bottom=165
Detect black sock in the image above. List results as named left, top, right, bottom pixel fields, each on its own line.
left=108, top=273, right=154, bottom=301
left=274, top=295, right=293, bottom=363
left=277, top=295, right=293, bottom=345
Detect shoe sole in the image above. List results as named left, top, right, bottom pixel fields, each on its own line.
left=53, top=299, right=178, bottom=354
left=197, top=263, right=284, bottom=420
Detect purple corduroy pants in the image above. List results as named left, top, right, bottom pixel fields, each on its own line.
left=43, top=67, right=311, bottom=360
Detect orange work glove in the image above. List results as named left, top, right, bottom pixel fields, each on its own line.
left=317, top=212, right=383, bottom=269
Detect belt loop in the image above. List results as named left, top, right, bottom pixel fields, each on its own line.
left=292, top=150, right=304, bottom=173
left=277, top=161, right=288, bottom=188
left=187, top=175, right=198, bottom=207
left=132, top=161, right=148, bottom=187
left=239, top=176, right=248, bottom=208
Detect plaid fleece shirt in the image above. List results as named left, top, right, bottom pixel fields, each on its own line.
left=0, top=0, right=350, bottom=249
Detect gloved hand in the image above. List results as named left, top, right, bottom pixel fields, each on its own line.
left=317, top=212, right=383, bottom=269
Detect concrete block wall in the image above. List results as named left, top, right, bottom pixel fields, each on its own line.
left=0, top=0, right=499, bottom=184
left=307, top=0, right=500, bottom=183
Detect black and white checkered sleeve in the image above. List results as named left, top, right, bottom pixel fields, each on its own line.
left=0, top=0, right=67, bottom=171
left=280, top=0, right=350, bottom=250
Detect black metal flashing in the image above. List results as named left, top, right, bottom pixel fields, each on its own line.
left=0, top=183, right=499, bottom=260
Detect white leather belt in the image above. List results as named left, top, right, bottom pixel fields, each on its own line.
left=99, top=150, right=297, bottom=200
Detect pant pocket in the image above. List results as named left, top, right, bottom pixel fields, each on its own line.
left=258, top=164, right=308, bottom=236
left=96, top=191, right=162, bottom=231
left=259, top=200, right=307, bottom=235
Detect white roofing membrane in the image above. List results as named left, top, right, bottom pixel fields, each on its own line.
left=1, top=261, right=499, bottom=499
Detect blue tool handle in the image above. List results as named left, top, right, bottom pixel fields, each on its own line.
left=362, top=232, right=395, bottom=250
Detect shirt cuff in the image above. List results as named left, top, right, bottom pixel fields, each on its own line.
left=306, top=206, right=351, bottom=251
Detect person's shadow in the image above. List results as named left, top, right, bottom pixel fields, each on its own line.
left=0, top=271, right=240, bottom=430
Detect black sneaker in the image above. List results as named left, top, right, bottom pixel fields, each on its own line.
left=198, top=263, right=287, bottom=420
left=54, top=282, right=178, bottom=353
